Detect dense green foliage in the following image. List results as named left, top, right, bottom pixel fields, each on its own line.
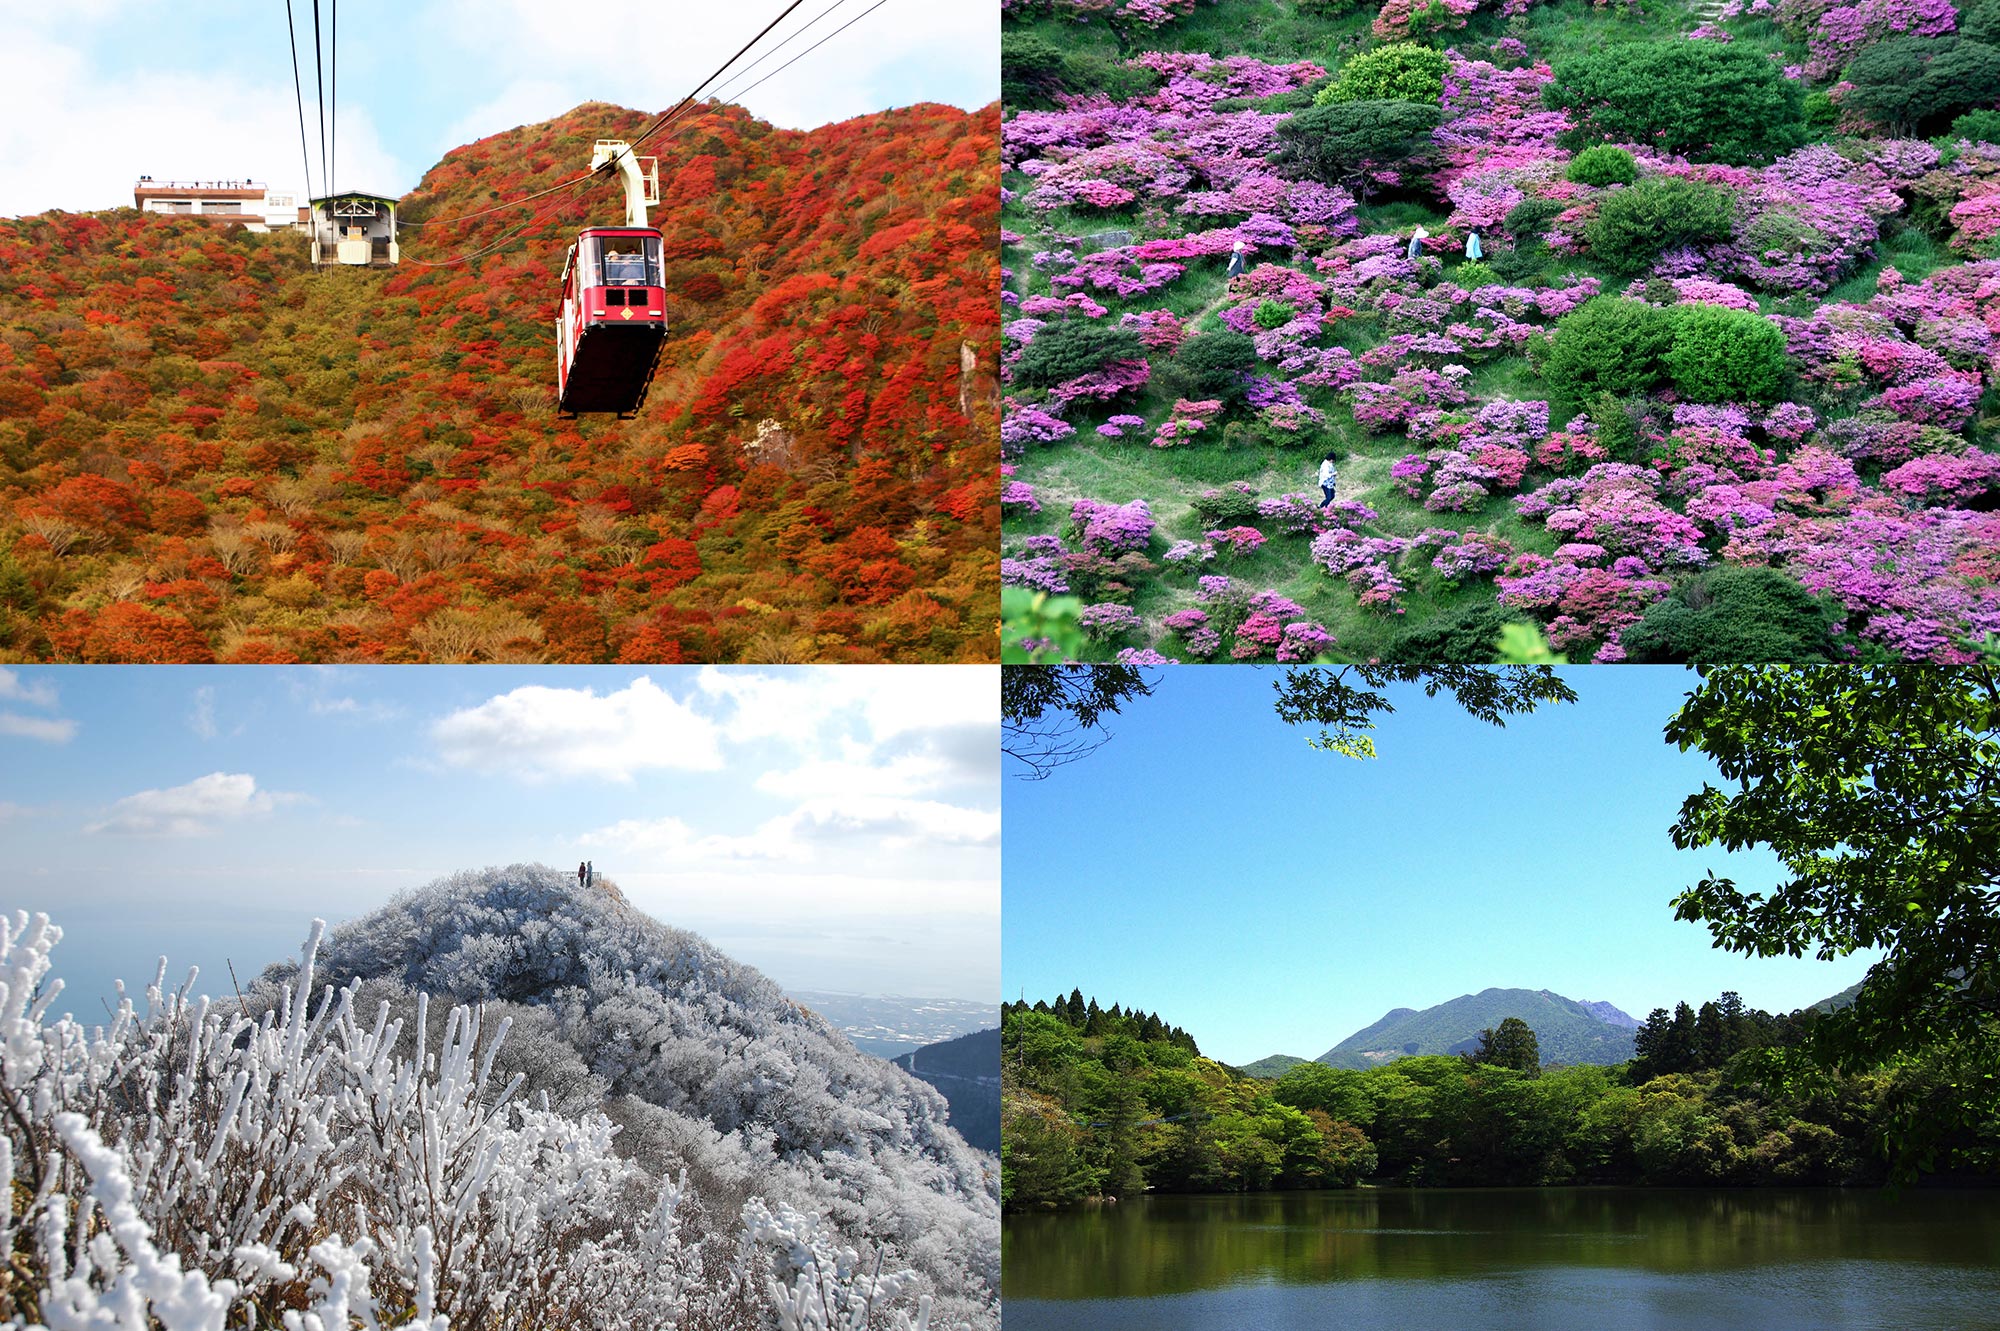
left=1842, top=37, right=2000, bottom=138
left=1013, top=321, right=1147, bottom=388
left=1953, top=108, right=2000, bottom=145
left=1584, top=176, right=1738, bottom=276
left=1002, top=996, right=1377, bottom=1206
left=1471, top=1017, right=1542, bottom=1075
left=1538, top=297, right=1674, bottom=403
left=1546, top=43, right=1805, bottom=164
left=1662, top=305, right=1791, bottom=404
left=1385, top=601, right=1536, bottom=665
left=1004, top=992, right=2000, bottom=1204
left=1172, top=330, right=1262, bottom=401
left=1666, top=668, right=2000, bottom=1176
left=1273, top=100, right=1441, bottom=186
left=1316, top=43, right=1448, bottom=106
left=1619, top=567, right=1848, bottom=663
left=1565, top=145, right=1637, bottom=187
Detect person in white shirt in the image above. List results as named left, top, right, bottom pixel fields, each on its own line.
left=1318, top=452, right=1338, bottom=509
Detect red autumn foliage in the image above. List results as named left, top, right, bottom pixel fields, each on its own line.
left=0, top=99, right=998, bottom=662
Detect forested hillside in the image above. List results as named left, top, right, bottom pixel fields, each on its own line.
left=1000, top=0, right=2000, bottom=664
left=0, top=99, right=999, bottom=662
left=1001, top=984, right=2000, bottom=1207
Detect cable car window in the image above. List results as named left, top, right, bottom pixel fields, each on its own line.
left=599, top=235, right=654, bottom=285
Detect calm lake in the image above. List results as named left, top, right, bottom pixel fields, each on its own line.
left=1003, top=1187, right=2000, bottom=1330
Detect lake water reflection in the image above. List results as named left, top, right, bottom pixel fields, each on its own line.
left=1003, top=1187, right=2000, bottom=1330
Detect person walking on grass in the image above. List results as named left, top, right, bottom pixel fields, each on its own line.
left=1226, top=239, right=1247, bottom=284
left=1465, top=228, right=1484, bottom=262
left=1318, top=452, right=1339, bottom=509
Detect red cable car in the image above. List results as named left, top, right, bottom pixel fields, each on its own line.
left=555, top=142, right=669, bottom=418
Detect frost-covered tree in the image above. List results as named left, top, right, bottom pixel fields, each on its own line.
left=0, top=866, right=999, bottom=1330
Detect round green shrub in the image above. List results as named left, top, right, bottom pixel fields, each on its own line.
left=1190, top=485, right=1264, bottom=526
left=1274, top=100, right=1442, bottom=184
left=1663, top=305, right=1791, bottom=404
left=1951, top=108, right=2000, bottom=144
left=1566, top=146, right=1638, bottom=187
left=1584, top=175, right=1737, bottom=276
left=1013, top=322, right=1146, bottom=389
left=1843, top=36, right=2000, bottom=138
left=1316, top=43, right=1449, bottom=106
left=1453, top=261, right=1499, bottom=290
left=1620, top=567, right=1847, bottom=663
left=1298, top=0, right=1368, bottom=14
left=1539, top=297, right=1675, bottom=404
left=1546, top=42, right=1805, bottom=164
left=1254, top=300, right=1297, bottom=329
left=1387, top=600, right=1537, bottom=664
left=1174, top=330, right=1261, bottom=401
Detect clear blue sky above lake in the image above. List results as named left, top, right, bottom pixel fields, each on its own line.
left=1, top=665, right=997, bottom=1018
left=1002, top=667, right=1877, bottom=1068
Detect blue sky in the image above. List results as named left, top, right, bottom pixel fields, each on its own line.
left=1002, top=667, right=1878, bottom=1068
left=0, top=665, right=997, bottom=1019
left=0, top=0, right=996, bottom=216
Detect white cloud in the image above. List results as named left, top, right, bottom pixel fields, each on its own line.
left=86, top=772, right=301, bottom=838
left=576, top=814, right=782, bottom=862
left=753, top=752, right=950, bottom=801
left=0, top=668, right=57, bottom=709
left=431, top=676, right=724, bottom=781
left=189, top=687, right=217, bottom=740
left=0, top=713, right=76, bottom=744
left=0, top=30, right=405, bottom=216
left=429, top=0, right=994, bottom=146
left=580, top=793, right=996, bottom=865
left=779, top=796, right=998, bottom=848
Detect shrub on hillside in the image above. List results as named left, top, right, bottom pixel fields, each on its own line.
left=1546, top=43, right=1806, bottom=164
left=1014, top=322, right=1146, bottom=388
left=1387, top=599, right=1537, bottom=663
left=1274, top=99, right=1443, bottom=185
left=1539, top=297, right=1676, bottom=403
left=1298, top=0, right=1370, bottom=13
left=1315, top=43, right=1450, bottom=105
left=1843, top=36, right=2000, bottom=138
left=1951, top=108, right=2000, bottom=144
left=1566, top=145, right=1638, bottom=187
left=1663, top=305, right=1792, bottom=404
left=1584, top=175, right=1737, bottom=276
left=1174, top=331, right=1263, bottom=401
left=1620, top=566, right=1848, bottom=662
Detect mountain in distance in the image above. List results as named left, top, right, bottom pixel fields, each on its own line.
left=894, top=1027, right=1000, bottom=1153
left=0, top=98, right=998, bottom=663
left=257, top=863, right=997, bottom=1327
left=788, top=989, right=997, bottom=1058
left=1814, top=979, right=1867, bottom=1013
left=1238, top=1053, right=1309, bottom=1078
left=1317, top=988, right=1640, bottom=1069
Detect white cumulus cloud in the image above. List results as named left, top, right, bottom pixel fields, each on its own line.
left=86, top=772, right=301, bottom=838
left=431, top=676, right=724, bottom=781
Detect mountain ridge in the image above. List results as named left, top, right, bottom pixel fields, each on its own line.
left=1317, top=987, right=1639, bottom=1069
left=255, top=862, right=998, bottom=1326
